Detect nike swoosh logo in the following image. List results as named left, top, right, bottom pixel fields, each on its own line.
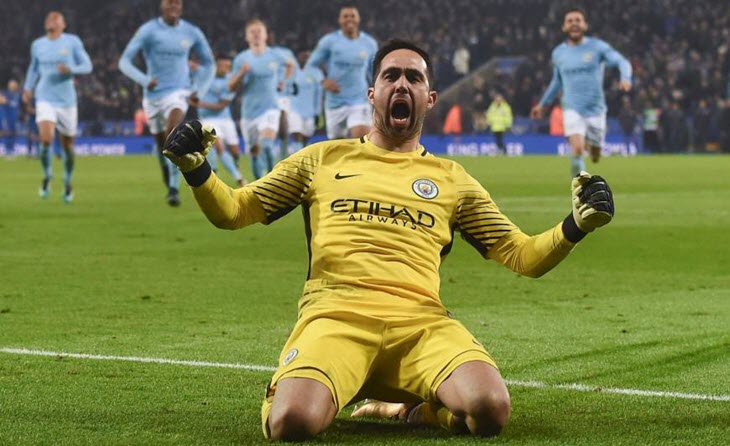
left=335, top=173, right=361, bottom=180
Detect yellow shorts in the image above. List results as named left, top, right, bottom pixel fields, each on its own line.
left=260, top=287, right=497, bottom=436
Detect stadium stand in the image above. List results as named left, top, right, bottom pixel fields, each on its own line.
left=2, top=0, right=729, bottom=151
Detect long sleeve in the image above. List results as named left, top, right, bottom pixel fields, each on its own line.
left=23, top=42, right=39, bottom=92
left=119, top=27, right=152, bottom=88
left=192, top=28, right=215, bottom=98
left=305, top=34, right=331, bottom=72
left=486, top=223, right=575, bottom=278
left=454, top=166, right=576, bottom=278
left=538, top=64, right=562, bottom=107
left=601, top=42, right=632, bottom=82
left=185, top=146, right=320, bottom=229
left=69, top=36, right=92, bottom=75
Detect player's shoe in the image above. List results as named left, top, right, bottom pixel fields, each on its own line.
left=589, top=145, right=601, bottom=163
left=351, top=400, right=417, bottom=422
left=166, top=187, right=181, bottom=207
left=39, top=177, right=51, bottom=199
left=63, top=185, right=73, bottom=203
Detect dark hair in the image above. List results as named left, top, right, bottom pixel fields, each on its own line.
left=564, top=6, right=587, bottom=21
left=215, top=52, right=232, bottom=60
left=372, top=39, right=435, bottom=89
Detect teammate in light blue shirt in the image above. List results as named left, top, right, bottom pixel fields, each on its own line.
left=119, top=0, right=214, bottom=207
left=305, top=6, right=377, bottom=139
left=273, top=45, right=297, bottom=158
left=22, top=11, right=92, bottom=203
left=195, top=54, right=246, bottom=187
left=532, top=7, right=631, bottom=177
left=289, top=50, right=324, bottom=153
left=228, top=19, right=294, bottom=179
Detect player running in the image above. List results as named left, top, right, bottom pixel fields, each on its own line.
left=162, top=39, right=615, bottom=441
left=288, top=50, right=324, bottom=153
left=22, top=11, right=92, bottom=203
left=305, top=6, right=377, bottom=140
left=228, top=19, right=294, bottom=179
left=273, top=44, right=297, bottom=158
left=118, top=0, right=214, bottom=206
left=194, top=54, right=245, bottom=187
left=531, top=6, right=631, bottom=176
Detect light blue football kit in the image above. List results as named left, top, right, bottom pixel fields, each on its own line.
left=23, top=32, right=92, bottom=199
left=288, top=66, right=324, bottom=153
left=198, top=75, right=242, bottom=183
left=119, top=17, right=214, bottom=192
left=538, top=36, right=631, bottom=175
left=232, top=47, right=291, bottom=178
left=305, top=30, right=377, bottom=138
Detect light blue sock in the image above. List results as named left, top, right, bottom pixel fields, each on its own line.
left=279, top=135, right=289, bottom=159
left=261, top=137, right=276, bottom=173
left=207, top=149, right=219, bottom=172
left=220, top=150, right=242, bottom=182
left=250, top=153, right=264, bottom=180
left=61, top=148, right=74, bottom=187
left=40, top=143, right=52, bottom=179
left=167, top=157, right=180, bottom=190
left=571, top=154, right=586, bottom=177
left=289, top=139, right=304, bottom=154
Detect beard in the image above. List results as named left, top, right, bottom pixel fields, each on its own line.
left=372, top=107, right=425, bottom=142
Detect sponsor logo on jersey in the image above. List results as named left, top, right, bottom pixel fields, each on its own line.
left=331, top=198, right=436, bottom=230
left=282, top=348, right=298, bottom=366
left=412, top=179, right=439, bottom=199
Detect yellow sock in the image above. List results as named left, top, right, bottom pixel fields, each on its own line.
left=407, top=402, right=457, bottom=431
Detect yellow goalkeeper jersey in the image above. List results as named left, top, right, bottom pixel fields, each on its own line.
left=190, top=136, right=577, bottom=309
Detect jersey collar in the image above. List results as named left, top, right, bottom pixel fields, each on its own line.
left=360, top=135, right=428, bottom=158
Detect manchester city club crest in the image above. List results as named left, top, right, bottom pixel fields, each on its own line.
left=412, top=179, right=439, bottom=200
left=60, top=47, right=69, bottom=56
left=180, top=38, right=191, bottom=48
left=359, top=50, right=368, bottom=59
left=582, top=52, right=593, bottom=62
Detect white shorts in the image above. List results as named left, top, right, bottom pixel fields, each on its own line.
left=563, top=109, right=606, bottom=147
left=277, top=96, right=291, bottom=115
left=240, top=109, right=281, bottom=153
left=35, top=101, right=78, bottom=136
left=325, top=103, right=372, bottom=139
left=142, top=89, right=190, bottom=135
left=288, top=111, right=316, bottom=138
left=200, top=117, right=239, bottom=147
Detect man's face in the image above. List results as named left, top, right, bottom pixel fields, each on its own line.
left=44, top=12, right=66, bottom=34
left=161, top=0, right=183, bottom=23
left=562, top=11, right=587, bottom=41
left=246, top=22, right=267, bottom=47
left=8, top=80, right=19, bottom=92
left=297, top=51, right=310, bottom=67
left=339, top=8, right=360, bottom=34
left=368, top=49, right=437, bottom=139
left=216, top=58, right=232, bottom=75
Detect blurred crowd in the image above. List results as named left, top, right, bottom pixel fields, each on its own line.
left=1, top=0, right=729, bottom=150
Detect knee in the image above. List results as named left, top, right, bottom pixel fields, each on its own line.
left=268, top=400, right=331, bottom=442
left=464, top=391, right=511, bottom=437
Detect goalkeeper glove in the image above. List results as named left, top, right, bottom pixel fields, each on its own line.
left=162, top=120, right=217, bottom=172
left=571, top=171, right=615, bottom=233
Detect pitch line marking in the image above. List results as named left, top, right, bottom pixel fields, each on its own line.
left=2, top=347, right=729, bottom=402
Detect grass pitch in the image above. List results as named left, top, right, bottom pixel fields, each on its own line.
left=1, top=153, right=728, bottom=445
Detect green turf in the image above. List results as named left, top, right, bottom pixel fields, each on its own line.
left=1, top=154, right=728, bottom=445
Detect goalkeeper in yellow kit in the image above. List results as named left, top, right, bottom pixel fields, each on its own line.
left=163, top=39, right=615, bottom=441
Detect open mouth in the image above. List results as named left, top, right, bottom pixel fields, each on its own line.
left=390, top=99, right=412, bottom=126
